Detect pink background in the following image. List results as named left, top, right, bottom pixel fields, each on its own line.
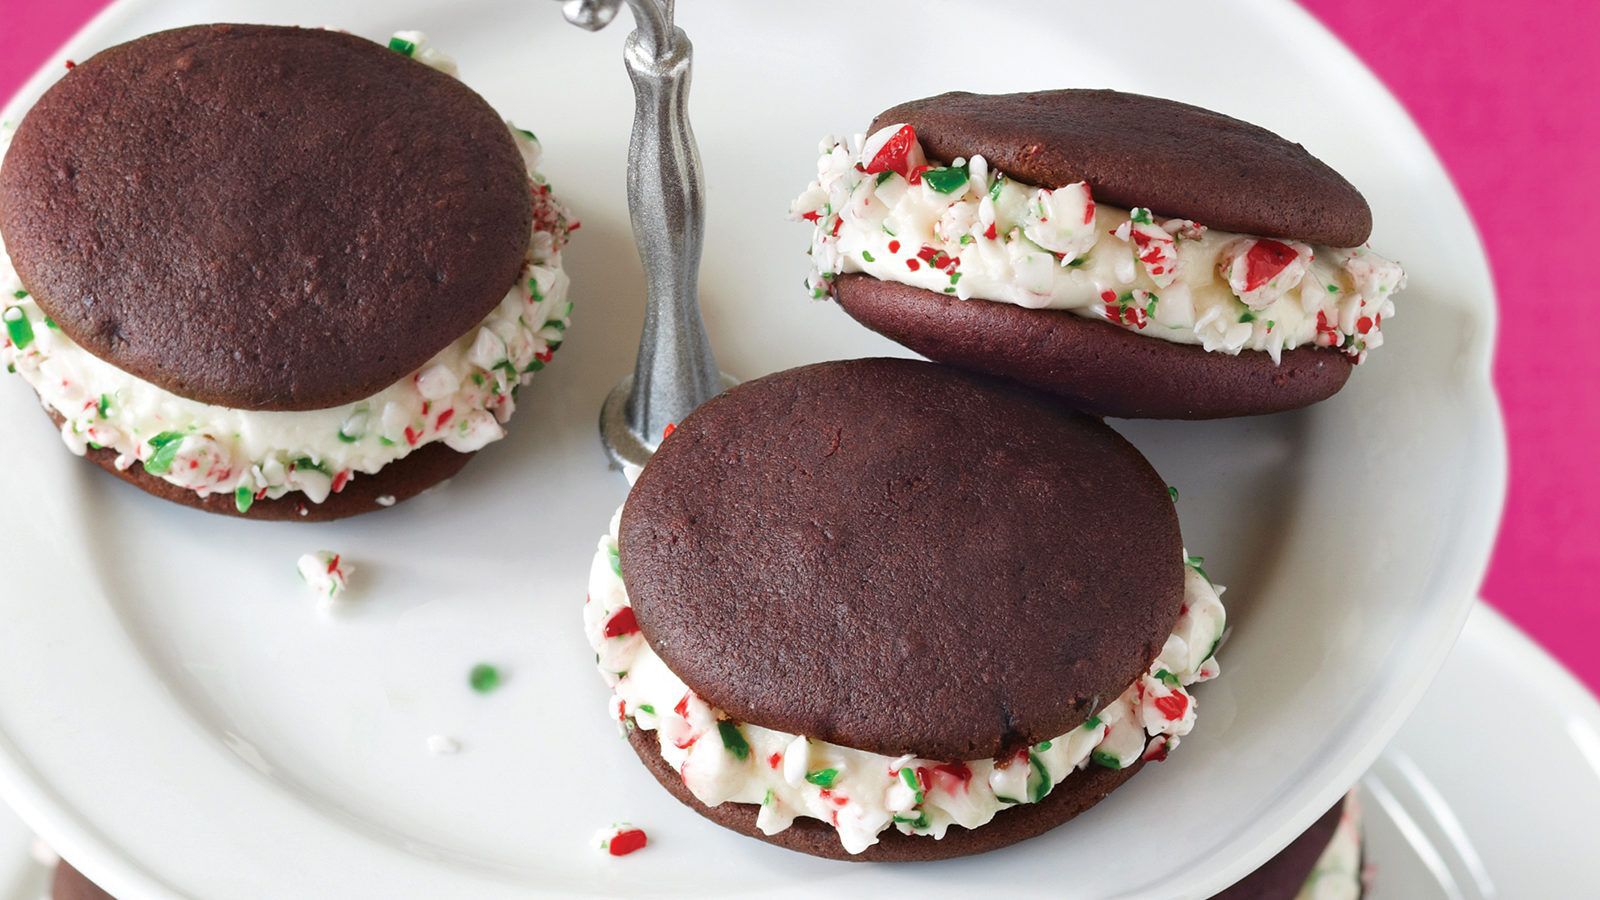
left=5, top=2, right=1597, bottom=689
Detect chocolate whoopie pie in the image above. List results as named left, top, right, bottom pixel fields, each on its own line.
left=791, top=90, right=1406, bottom=419
left=583, top=358, right=1228, bottom=860
left=0, top=25, right=576, bottom=519
left=1214, top=793, right=1364, bottom=899
left=52, top=862, right=115, bottom=900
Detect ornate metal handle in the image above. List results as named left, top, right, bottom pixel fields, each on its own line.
left=556, top=0, right=730, bottom=470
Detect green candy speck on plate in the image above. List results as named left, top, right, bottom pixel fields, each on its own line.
left=469, top=663, right=502, bottom=694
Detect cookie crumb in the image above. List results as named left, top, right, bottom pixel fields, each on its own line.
left=426, top=734, right=461, bottom=756
left=297, top=551, right=351, bottom=602
left=593, top=823, right=647, bottom=856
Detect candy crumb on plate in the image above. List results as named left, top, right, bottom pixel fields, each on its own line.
left=468, top=663, right=503, bottom=694
left=296, top=551, right=351, bottom=603
left=593, top=823, right=647, bottom=857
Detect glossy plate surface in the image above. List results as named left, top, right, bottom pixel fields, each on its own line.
left=0, top=0, right=1504, bottom=897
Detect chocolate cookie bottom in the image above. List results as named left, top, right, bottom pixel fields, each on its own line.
left=834, top=274, right=1352, bottom=420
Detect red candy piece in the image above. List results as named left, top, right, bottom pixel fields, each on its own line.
left=1153, top=691, right=1189, bottom=721
left=864, top=125, right=919, bottom=178
left=606, top=827, right=648, bottom=857
left=602, top=607, right=640, bottom=639
left=1242, top=239, right=1299, bottom=292
left=932, top=761, right=974, bottom=793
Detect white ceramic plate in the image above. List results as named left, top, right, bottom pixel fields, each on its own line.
left=9, top=604, right=1591, bottom=900
left=0, top=1, right=1504, bottom=897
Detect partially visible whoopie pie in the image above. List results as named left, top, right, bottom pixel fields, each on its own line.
left=584, top=359, right=1227, bottom=859
left=0, top=26, right=576, bottom=519
left=1214, top=792, right=1364, bottom=899
left=791, top=90, right=1406, bottom=419
left=52, top=862, right=115, bottom=900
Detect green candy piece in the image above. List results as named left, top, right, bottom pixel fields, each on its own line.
left=1185, top=554, right=1211, bottom=583
left=637, top=704, right=656, bottom=715
left=875, top=171, right=893, bottom=187
left=1154, top=668, right=1181, bottom=687
left=1034, top=739, right=1053, bottom=752
left=762, top=789, right=775, bottom=806
left=96, top=394, right=112, bottom=419
left=515, top=127, right=538, bottom=142
left=717, top=721, right=751, bottom=760
left=1083, top=715, right=1103, bottom=731
left=4, top=308, right=34, bottom=350
left=142, top=432, right=186, bottom=475
left=234, top=486, right=254, bottom=514
left=860, top=250, right=876, bottom=263
left=607, top=545, right=622, bottom=577
left=921, top=165, right=969, bottom=194
left=805, top=768, right=840, bottom=788
left=292, top=457, right=329, bottom=476
left=1028, top=752, right=1053, bottom=803
left=469, top=663, right=502, bottom=694
left=988, top=175, right=1005, bottom=202
left=11, top=290, right=26, bottom=299
left=1091, top=749, right=1122, bottom=770
left=892, top=812, right=930, bottom=830
left=387, top=36, right=416, bottom=56
left=1239, top=311, right=1257, bottom=324
left=1167, top=486, right=1180, bottom=502
left=1130, top=207, right=1154, bottom=224
left=898, top=766, right=924, bottom=804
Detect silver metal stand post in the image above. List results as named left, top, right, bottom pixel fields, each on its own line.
left=555, top=0, right=732, bottom=469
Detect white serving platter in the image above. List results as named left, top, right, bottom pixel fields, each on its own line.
left=0, top=0, right=1504, bottom=897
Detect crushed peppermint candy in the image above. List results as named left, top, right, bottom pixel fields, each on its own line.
left=296, top=551, right=351, bottom=602
left=584, top=508, right=1227, bottom=855
left=791, top=124, right=1403, bottom=365
left=0, top=34, right=578, bottom=509
left=593, top=823, right=648, bottom=856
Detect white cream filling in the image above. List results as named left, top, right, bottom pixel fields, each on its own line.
left=791, top=125, right=1405, bottom=364
left=0, top=33, right=576, bottom=509
left=584, top=508, right=1227, bottom=855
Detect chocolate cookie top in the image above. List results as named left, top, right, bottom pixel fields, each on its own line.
left=0, top=24, right=531, bottom=410
left=871, top=90, right=1371, bottom=247
left=619, top=358, right=1185, bottom=760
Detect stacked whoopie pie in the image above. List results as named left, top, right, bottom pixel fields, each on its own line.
left=791, top=90, right=1406, bottom=419
left=0, top=25, right=575, bottom=520
left=1215, top=793, right=1365, bottom=899
left=585, top=359, right=1227, bottom=859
